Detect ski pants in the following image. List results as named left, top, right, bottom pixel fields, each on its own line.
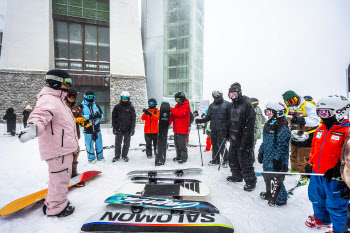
left=343, top=204, right=350, bottom=233
left=115, top=130, right=131, bottom=159
left=174, top=133, right=188, bottom=162
left=84, top=132, right=103, bottom=161
left=228, top=145, right=257, bottom=185
left=206, top=136, right=211, bottom=150
left=308, top=173, right=349, bottom=233
left=45, top=153, right=73, bottom=215
left=290, top=144, right=311, bottom=174
left=145, top=133, right=158, bottom=157
left=262, top=173, right=287, bottom=204
left=211, top=130, right=227, bottom=163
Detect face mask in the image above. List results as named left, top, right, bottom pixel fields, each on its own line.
left=321, top=116, right=338, bottom=129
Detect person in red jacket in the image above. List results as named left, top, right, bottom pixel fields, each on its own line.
left=169, top=92, right=191, bottom=164
left=142, top=98, right=160, bottom=159
left=305, top=95, right=350, bottom=233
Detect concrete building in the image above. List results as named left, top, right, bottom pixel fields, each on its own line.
left=142, top=0, right=204, bottom=103
left=0, top=0, right=147, bottom=123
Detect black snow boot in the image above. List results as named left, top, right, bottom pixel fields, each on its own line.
left=268, top=200, right=287, bottom=207
left=227, top=176, right=243, bottom=183
left=173, top=157, right=181, bottom=162
left=45, top=202, right=75, bottom=217
left=244, top=183, right=256, bottom=192
left=260, top=192, right=270, bottom=200
left=123, top=157, right=129, bottom=162
left=178, top=159, right=186, bottom=164
left=208, top=160, right=220, bottom=166
left=112, top=156, right=120, bottom=162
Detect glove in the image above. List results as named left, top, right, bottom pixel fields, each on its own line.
left=75, top=117, right=86, bottom=124
left=324, top=159, right=341, bottom=183
left=273, top=159, right=283, bottom=171
left=193, top=111, right=199, bottom=117
left=304, top=163, right=313, bottom=178
left=258, top=152, right=263, bottom=164
left=291, top=116, right=306, bottom=127
left=94, top=112, right=102, bottom=119
left=195, top=118, right=203, bottom=124
left=113, top=129, right=117, bottom=135
left=18, top=123, right=37, bottom=143
left=337, top=182, right=350, bottom=199
left=131, top=129, right=135, bottom=136
left=143, top=108, right=152, bottom=116
left=89, top=114, right=95, bottom=120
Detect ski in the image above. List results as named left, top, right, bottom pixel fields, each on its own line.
left=104, top=193, right=219, bottom=214
left=127, top=168, right=203, bottom=177
left=81, top=211, right=234, bottom=233
left=0, top=170, right=101, bottom=216
left=131, top=177, right=201, bottom=184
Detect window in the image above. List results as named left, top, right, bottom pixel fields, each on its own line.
left=54, top=21, right=110, bottom=71
left=0, top=31, right=3, bottom=57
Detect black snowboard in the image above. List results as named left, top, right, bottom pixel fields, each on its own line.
left=156, top=102, right=171, bottom=166
left=262, top=173, right=284, bottom=204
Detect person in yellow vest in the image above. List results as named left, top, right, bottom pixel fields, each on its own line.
left=282, top=91, right=320, bottom=185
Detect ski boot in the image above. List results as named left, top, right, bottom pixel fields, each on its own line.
left=112, top=156, right=120, bottom=162
left=208, top=160, right=220, bottom=166
left=268, top=200, right=287, bottom=207
left=89, top=159, right=97, bottom=164
left=173, top=157, right=181, bottom=162
left=178, top=160, right=186, bottom=164
left=204, top=148, right=210, bottom=152
left=289, top=168, right=299, bottom=173
left=305, top=215, right=332, bottom=229
left=222, top=160, right=228, bottom=168
left=98, top=157, right=105, bottom=162
left=227, top=176, right=243, bottom=183
left=260, top=192, right=270, bottom=200
left=122, top=157, right=129, bottom=162
left=243, top=183, right=256, bottom=192
left=44, top=202, right=75, bottom=217
left=147, top=156, right=152, bottom=159
left=297, top=176, right=310, bottom=186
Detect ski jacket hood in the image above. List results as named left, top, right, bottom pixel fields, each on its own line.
left=142, top=108, right=160, bottom=134
left=28, top=87, right=78, bottom=161
left=169, top=99, right=191, bottom=134
left=309, top=119, right=350, bottom=174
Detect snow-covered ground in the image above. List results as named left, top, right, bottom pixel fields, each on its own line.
left=0, top=123, right=316, bottom=233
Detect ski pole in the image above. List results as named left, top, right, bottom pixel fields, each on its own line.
left=256, top=171, right=324, bottom=176
left=213, top=138, right=226, bottom=170
left=197, top=126, right=204, bottom=167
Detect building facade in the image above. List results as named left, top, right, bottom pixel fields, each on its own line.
left=0, top=0, right=147, bottom=123
left=142, top=0, right=204, bottom=103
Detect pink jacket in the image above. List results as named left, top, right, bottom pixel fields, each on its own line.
left=28, top=87, right=78, bottom=161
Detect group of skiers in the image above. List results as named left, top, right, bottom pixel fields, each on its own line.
left=2, top=105, right=33, bottom=136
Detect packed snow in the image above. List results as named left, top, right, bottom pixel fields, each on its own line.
left=0, top=123, right=317, bottom=233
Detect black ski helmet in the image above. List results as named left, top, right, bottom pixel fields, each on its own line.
left=68, top=87, right=78, bottom=94
left=148, top=98, right=157, bottom=108
left=175, top=92, right=186, bottom=103
left=84, top=90, right=95, bottom=102
left=45, top=69, right=72, bottom=90
left=250, top=97, right=259, bottom=107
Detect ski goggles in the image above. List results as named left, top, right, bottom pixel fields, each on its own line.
left=148, top=102, right=156, bottom=106
left=212, top=91, right=223, bottom=97
left=67, top=93, right=77, bottom=99
left=85, top=95, right=95, bottom=100
left=264, top=109, right=274, bottom=117
left=46, top=75, right=72, bottom=87
left=228, top=92, right=238, bottom=100
left=175, top=97, right=181, bottom=103
left=121, top=96, right=130, bottom=101
left=284, top=97, right=299, bottom=106
left=316, top=109, right=335, bottom=118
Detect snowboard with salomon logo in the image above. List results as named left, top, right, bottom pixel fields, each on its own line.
left=127, top=168, right=203, bottom=178
left=104, top=193, right=219, bottom=214
left=81, top=211, right=234, bottom=233
left=131, top=177, right=201, bottom=184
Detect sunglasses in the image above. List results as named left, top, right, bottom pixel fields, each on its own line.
left=317, top=109, right=334, bottom=118
left=228, top=92, right=238, bottom=100
left=148, top=102, right=156, bottom=106
left=67, top=93, right=77, bottom=99
left=121, top=96, right=130, bottom=100
left=264, top=109, right=274, bottom=117
left=86, top=95, right=95, bottom=100
left=284, top=97, right=298, bottom=106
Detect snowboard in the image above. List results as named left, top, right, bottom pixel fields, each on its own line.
left=127, top=168, right=203, bottom=178
left=156, top=102, right=171, bottom=166
left=105, top=193, right=219, bottom=214
left=0, top=170, right=101, bottom=216
left=131, top=177, right=201, bottom=184
left=81, top=211, right=234, bottom=233
left=117, top=182, right=210, bottom=197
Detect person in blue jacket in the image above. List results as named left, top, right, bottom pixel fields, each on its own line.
left=258, top=101, right=291, bottom=206
left=80, top=90, right=104, bottom=163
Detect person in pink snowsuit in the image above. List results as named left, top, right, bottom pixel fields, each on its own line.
left=18, top=69, right=78, bottom=217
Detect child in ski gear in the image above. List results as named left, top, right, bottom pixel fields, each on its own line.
left=18, top=69, right=77, bottom=217
left=64, top=87, right=83, bottom=177
left=80, top=90, right=104, bottom=163
left=226, top=82, right=257, bottom=191
left=112, top=91, right=136, bottom=162
left=251, top=97, right=262, bottom=157
left=169, top=92, right=191, bottom=164
left=195, top=90, right=230, bottom=165
left=22, top=105, right=32, bottom=128
left=142, top=98, right=160, bottom=159
left=282, top=90, right=320, bottom=184
left=305, top=95, right=350, bottom=233
left=258, top=101, right=290, bottom=206
left=3, top=107, right=16, bottom=136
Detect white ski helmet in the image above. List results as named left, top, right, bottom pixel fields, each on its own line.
left=212, top=90, right=223, bottom=97
left=316, top=95, right=350, bottom=121
left=121, top=91, right=130, bottom=97
left=265, top=101, right=286, bottom=119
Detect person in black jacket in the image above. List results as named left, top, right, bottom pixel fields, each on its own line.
left=227, top=82, right=257, bottom=191
left=3, top=107, right=16, bottom=136
left=196, top=90, right=230, bottom=165
left=112, top=91, right=136, bottom=162
left=22, top=105, right=32, bottom=128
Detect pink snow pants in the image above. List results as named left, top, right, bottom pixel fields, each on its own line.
left=44, top=153, right=73, bottom=215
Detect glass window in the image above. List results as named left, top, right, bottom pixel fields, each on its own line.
left=85, top=25, right=97, bottom=61
left=0, top=31, right=2, bottom=57
left=98, top=27, right=110, bottom=62
left=69, top=23, right=82, bottom=60
left=55, top=21, right=68, bottom=59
